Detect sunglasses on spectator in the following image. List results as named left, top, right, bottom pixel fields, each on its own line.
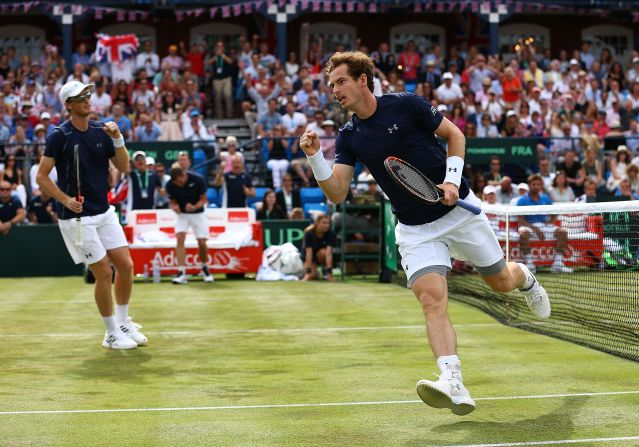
left=67, top=93, right=91, bottom=103
left=0, top=187, right=10, bottom=191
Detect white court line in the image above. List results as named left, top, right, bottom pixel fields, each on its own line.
left=441, top=436, right=639, bottom=447
left=1, top=390, right=637, bottom=416
left=0, top=322, right=546, bottom=338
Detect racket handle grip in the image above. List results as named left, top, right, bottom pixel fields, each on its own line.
left=456, top=199, right=482, bottom=215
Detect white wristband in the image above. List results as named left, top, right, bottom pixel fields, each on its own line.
left=112, top=136, right=125, bottom=148
left=306, top=150, right=332, bottom=182
left=444, top=156, right=464, bottom=187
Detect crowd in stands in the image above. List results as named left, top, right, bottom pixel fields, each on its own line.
left=1, top=32, right=639, bottom=234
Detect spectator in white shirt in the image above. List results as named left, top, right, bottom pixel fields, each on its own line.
left=435, top=72, right=463, bottom=108
left=182, top=109, right=215, bottom=141
left=281, top=101, right=307, bottom=135
left=136, top=40, right=160, bottom=78
left=89, top=81, right=112, bottom=118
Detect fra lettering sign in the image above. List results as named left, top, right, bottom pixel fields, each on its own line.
left=465, top=138, right=538, bottom=164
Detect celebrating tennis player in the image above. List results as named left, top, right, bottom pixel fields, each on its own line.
left=37, top=80, right=147, bottom=350
left=299, top=52, right=549, bottom=416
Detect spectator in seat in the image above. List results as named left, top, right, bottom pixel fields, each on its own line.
left=276, top=173, right=302, bottom=217
left=606, top=145, right=631, bottom=192
left=255, top=99, right=283, bottom=138
left=266, top=125, right=290, bottom=189
left=616, top=177, right=639, bottom=200
left=556, top=148, right=584, bottom=194
left=219, top=135, right=244, bottom=174
left=575, top=179, right=598, bottom=203
left=509, top=182, right=529, bottom=205
left=0, top=179, right=25, bottom=235
left=625, top=164, right=639, bottom=193
left=104, top=103, right=131, bottom=140
left=495, top=176, right=515, bottom=204
left=214, top=154, right=255, bottom=207
left=182, top=109, right=214, bottom=142
left=134, top=113, right=162, bottom=142
left=537, top=157, right=555, bottom=192
left=0, top=154, right=26, bottom=207
left=581, top=148, right=604, bottom=190
left=517, top=174, right=571, bottom=274
left=27, top=189, right=57, bottom=224
left=127, top=151, right=160, bottom=215
left=485, top=156, right=504, bottom=186
left=256, top=189, right=287, bottom=220
left=301, top=214, right=336, bottom=282
left=548, top=170, right=575, bottom=203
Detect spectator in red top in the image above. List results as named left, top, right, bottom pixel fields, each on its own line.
left=179, top=41, right=205, bottom=80
left=592, top=110, right=609, bottom=138
left=501, top=67, right=522, bottom=109
left=397, top=40, right=420, bottom=91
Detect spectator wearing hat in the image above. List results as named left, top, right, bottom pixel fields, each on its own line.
left=162, top=45, right=183, bottom=74
left=0, top=179, right=25, bottom=236
left=501, top=110, right=520, bottom=137
left=182, top=109, right=214, bottom=142
left=435, top=72, right=463, bottom=109
left=607, top=145, right=632, bottom=191
left=39, top=112, right=56, bottom=137
left=219, top=135, right=244, bottom=174
left=320, top=120, right=337, bottom=162
left=126, top=151, right=160, bottom=216
left=136, top=40, right=160, bottom=79
left=134, top=113, right=162, bottom=142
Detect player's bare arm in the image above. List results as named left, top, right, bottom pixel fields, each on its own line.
left=36, top=155, right=82, bottom=214
left=300, top=129, right=353, bottom=203
left=435, top=117, right=466, bottom=206
left=104, top=121, right=129, bottom=173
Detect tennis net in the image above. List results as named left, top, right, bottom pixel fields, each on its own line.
left=447, top=200, right=639, bottom=362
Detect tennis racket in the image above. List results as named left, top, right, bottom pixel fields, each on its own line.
left=73, top=144, right=83, bottom=247
left=383, top=156, right=481, bottom=215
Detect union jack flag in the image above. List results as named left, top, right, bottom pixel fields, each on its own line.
left=94, top=33, right=139, bottom=64
left=453, top=12, right=489, bottom=50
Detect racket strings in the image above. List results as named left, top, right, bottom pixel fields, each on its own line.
left=388, top=161, right=440, bottom=202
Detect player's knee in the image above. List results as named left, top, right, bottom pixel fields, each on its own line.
left=117, top=258, right=134, bottom=275
left=92, top=263, right=113, bottom=282
left=417, top=289, right=446, bottom=314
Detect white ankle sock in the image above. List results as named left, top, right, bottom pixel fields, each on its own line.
left=437, top=355, right=461, bottom=375
left=115, top=304, right=128, bottom=324
left=103, top=316, right=118, bottom=333
left=519, top=263, right=534, bottom=289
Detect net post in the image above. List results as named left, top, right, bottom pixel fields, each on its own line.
left=505, top=209, right=510, bottom=263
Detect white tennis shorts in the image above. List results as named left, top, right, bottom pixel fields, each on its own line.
left=175, top=212, right=209, bottom=239
left=518, top=222, right=558, bottom=239
left=395, top=190, right=505, bottom=286
left=58, top=206, right=128, bottom=265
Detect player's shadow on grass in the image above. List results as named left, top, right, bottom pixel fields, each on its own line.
left=408, top=396, right=588, bottom=446
left=73, top=349, right=169, bottom=384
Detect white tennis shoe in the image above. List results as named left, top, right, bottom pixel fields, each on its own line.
left=551, top=263, right=573, bottom=274
left=518, top=263, right=551, bottom=319
left=102, top=330, right=138, bottom=350
left=416, top=368, right=476, bottom=416
left=201, top=266, right=214, bottom=283
left=172, top=272, right=188, bottom=285
left=119, top=317, right=148, bottom=346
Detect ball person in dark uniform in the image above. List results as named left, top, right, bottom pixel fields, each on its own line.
left=166, top=163, right=213, bottom=284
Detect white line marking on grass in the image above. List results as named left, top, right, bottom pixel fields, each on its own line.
left=0, top=322, right=530, bottom=338
left=440, top=436, right=639, bottom=447
left=1, top=390, right=638, bottom=416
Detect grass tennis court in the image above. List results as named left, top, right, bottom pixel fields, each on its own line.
left=1, top=277, right=638, bottom=447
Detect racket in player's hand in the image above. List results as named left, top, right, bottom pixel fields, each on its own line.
left=383, top=156, right=481, bottom=215
left=299, top=130, right=321, bottom=156
left=64, top=195, right=83, bottom=213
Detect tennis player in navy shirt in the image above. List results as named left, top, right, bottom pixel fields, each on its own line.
left=299, top=51, right=551, bottom=416
left=37, top=80, right=147, bottom=350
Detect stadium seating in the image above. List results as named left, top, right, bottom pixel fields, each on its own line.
left=300, top=187, right=325, bottom=205
left=303, top=202, right=329, bottom=219
left=207, top=187, right=220, bottom=208
left=249, top=186, right=270, bottom=208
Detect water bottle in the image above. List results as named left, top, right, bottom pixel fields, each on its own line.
left=143, top=264, right=149, bottom=282
left=152, top=261, right=161, bottom=283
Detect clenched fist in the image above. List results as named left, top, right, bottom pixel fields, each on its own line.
left=102, top=121, right=122, bottom=139
left=299, top=130, right=321, bottom=156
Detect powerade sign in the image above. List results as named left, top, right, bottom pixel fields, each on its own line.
left=465, top=138, right=538, bottom=164
left=127, top=142, right=192, bottom=168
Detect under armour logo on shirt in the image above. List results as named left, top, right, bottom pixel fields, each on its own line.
left=388, top=124, right=398, bottom=134
left=84, top=253, right=93, bottom=259
left=448, top=167, right=458, bottom=172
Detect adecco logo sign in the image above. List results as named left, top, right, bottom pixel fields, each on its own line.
left=136, top=213, right=157, bottom=225
left=228, top=211, right=249, bottom=222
